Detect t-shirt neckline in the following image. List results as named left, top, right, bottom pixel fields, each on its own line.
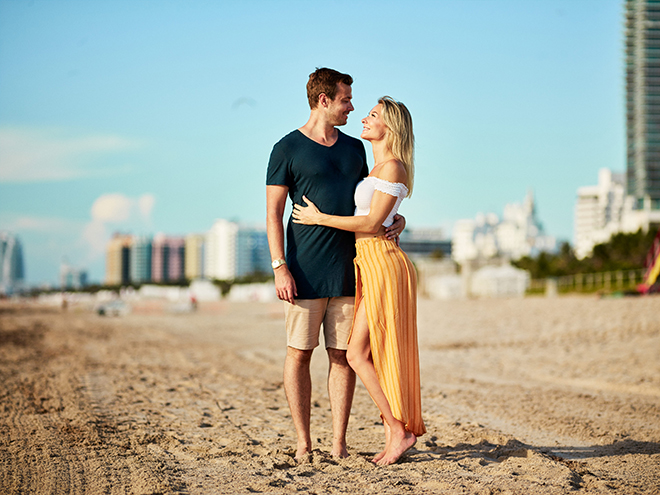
left=296, top=128, right=342, bottom=148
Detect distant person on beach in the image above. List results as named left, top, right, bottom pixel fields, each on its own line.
left=292, top=96, right=425, bottom=465
left=266, top=68, right=405, bottom=461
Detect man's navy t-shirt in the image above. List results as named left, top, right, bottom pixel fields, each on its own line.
left=267, top=129, right=369, bottom=299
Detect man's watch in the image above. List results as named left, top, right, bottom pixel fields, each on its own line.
left=271, top=258, right=287, bottom=269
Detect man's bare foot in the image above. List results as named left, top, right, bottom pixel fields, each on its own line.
left=376, top=430, right=416, bottom=466
left=331, top=438, right=349, bottom=459
left=294, top=444, right=312, bottom=463
left=331, top=444, right=349, bottom=459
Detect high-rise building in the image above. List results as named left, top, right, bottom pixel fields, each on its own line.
left=574, top=169, right=627, bottom=259
left=236, top=228, right=271, bottom=277
left=576, top=1, right=660, bottom=256
left=103, top=221, right=270, bottom=285
left=130, top=236, right=152, bottom=284
left=184, top=234, right=205, bottom=280
left=205, top=219, right=270, bottom=280
left=626, top=0, right=660, bottom=211
left=105, top=233, right=132, bottom=286
left=205, top=220, right=238, bottom=280
left=152, top=234, right=186, bottom=283
left=0, top=232, right=25, bottom=295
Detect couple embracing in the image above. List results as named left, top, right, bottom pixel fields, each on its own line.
left=266, top=67, right=425, bottom=466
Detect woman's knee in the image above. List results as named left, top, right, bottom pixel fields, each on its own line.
left=346, top=346, right=367, bottom=369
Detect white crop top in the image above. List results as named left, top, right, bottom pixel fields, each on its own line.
left=354, top=176, right=409, bottom=227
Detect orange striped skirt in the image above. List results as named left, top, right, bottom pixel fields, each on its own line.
left=353, top=236, right=426, bottom=436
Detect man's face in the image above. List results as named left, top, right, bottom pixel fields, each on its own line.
left=326, top=83, right=354, bottom=126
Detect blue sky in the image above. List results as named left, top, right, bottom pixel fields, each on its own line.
left=0, top=0, right=624, bottom=285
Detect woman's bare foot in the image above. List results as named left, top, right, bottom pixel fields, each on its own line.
left=372, top=448, right=387, bottom=463
left=376, top=430, right=416, bottom=466
left=372, top=421, right=391, bottom=463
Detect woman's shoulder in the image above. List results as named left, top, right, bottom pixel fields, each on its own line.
left=374, top=159, right=407, bottom=184
left=367, top=168, right=409, bottom=197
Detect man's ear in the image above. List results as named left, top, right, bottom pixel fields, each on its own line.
left=318, top=93, right=329, bottom=108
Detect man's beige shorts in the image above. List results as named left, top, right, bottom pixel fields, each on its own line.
left=284, top=296, right=355, bottom=350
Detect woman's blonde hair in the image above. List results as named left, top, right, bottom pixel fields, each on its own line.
left=379, top=96, right=414, bottom=197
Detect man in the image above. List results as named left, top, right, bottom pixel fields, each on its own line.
left=266, top=68, right=403, bottom=460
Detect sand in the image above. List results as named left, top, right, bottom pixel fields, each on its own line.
left=0, top=294, right=659, bottom=494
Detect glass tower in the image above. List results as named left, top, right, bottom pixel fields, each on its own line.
left=626, top=0, right=660, bottom=210
left=130, top=236, right=152, bottom=284
left=0, top=232, right=25, bottom=294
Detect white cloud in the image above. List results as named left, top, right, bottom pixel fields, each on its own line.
left=138, top=193, right=155, bottom=220
left=91, top=193, right=133, bottom=223
left=83, top=193, right=156, bottom=258
left=0, top=127, right=139, bottom=183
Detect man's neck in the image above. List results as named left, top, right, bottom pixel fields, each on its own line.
left=299, top=112, right=339, bottom=147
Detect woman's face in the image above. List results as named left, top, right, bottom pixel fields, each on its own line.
left=360, top=104, right=388, bottom=142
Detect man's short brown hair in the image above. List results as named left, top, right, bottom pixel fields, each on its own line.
left=306, top=68, right=353, bottom=109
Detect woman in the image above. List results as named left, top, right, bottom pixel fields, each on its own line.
left=292, top=96, right=425, bottom=466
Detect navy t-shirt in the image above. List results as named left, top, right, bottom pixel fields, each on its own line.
left=267, top=129, right=369, bottom=299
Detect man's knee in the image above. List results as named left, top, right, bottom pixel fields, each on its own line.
left=327, top=347, right=349, bottom=366
left=287, top=346, right=314, bottom=366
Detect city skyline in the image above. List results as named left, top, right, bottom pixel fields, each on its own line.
left=103, top=220, right=272, bottom=287
left=0, top=0, right=624, bottom=285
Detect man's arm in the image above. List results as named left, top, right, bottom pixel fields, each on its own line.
left=266, top=185, right=297, bottom=303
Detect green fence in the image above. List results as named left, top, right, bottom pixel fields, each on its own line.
left=528, top=269, right=647, bottom=295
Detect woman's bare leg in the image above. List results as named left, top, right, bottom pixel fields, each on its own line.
left=346, top=301, right=416, bottom=465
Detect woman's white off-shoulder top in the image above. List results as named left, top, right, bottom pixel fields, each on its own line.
left=354, top=176, right=408, bottom=227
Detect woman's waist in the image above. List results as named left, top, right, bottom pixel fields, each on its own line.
left=354, top=236, right=412, bottom=266
left=355, top=224, right=391, bottom=241
left=355, top=233, right=397, bottom=244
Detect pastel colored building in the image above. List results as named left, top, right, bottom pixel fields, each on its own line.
left=152, top=234, right=186, bottom=283
left=105, top=233, right=132, bottom=286
left=185, top=234, right=205, bottom=280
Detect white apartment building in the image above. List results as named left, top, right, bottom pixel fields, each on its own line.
left=204, top=219, right=271, bottom=281
left=574, top=168, right=660, bottom=259
left=205, top=219, right=238, bottom=280
left=452, top=191, right=556, bottom=263
left=574, top=169, right=626, bottom=259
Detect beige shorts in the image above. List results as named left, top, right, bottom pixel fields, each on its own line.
left=284, top=296, right=355, bottom=350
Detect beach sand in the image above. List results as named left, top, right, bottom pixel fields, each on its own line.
left=0, top=295, right=659, bottom=494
